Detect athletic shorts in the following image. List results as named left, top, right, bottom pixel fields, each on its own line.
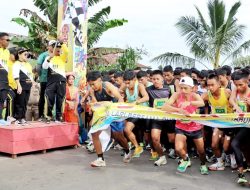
left=218, top=128, right=237, bottom=137
left=110, top=121, right=125, bottom=132
left=126, top=118, right=151, bottom=133
left=151, top=120, right=175, bottom=133
left=175, top=128, right=203, bottom=139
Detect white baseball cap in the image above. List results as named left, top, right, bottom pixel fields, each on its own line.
left=179, top=76, right=194, bottom=87
left=48, top=40, right=57, bottom=46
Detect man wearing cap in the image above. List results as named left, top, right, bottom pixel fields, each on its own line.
left=42, top=40, right=68, bottom=122
left=162, top=76, right=208, bottom=175
left=0, top=32, right=11, bottom=125
left=36, top=40, right=56, bottom=120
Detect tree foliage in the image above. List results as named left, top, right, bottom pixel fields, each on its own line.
left=152, top=0, right=250, bottom=69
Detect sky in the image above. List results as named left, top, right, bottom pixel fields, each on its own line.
left=1, top=0, right=250, bottom=69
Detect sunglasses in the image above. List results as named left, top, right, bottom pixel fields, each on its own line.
left=0, top=38, right=10, bottom=42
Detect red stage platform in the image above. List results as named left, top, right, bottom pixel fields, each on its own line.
left=0, top=122, right=79, bottom=158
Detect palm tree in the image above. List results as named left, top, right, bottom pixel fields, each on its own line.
left=151, top=0, right=250, bottom=69
left=11, top=0, right=127, bottom=54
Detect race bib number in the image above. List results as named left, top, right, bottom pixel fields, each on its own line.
left=238, top=101, right=247, bottom=112
left=153, top=98, right=168, bottom=109
left=213, top=106, right=227, bottom=114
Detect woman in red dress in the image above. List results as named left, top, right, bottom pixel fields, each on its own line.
left=64, top=73, right=79, bottom=123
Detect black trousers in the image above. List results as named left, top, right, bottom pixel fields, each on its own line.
left=45, top=81, right=66, bottom=120
left=5, top=88, right=16, bottom=119
left=0, top=89, right=8, bottom=120
left=14, top=89, right=31, bottom=120
left=231, top=128, right=250, bottom=168
left=38, top=82, right=47, bottom=118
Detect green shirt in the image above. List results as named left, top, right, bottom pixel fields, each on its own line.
left=37, top=51, right=49, bottom=82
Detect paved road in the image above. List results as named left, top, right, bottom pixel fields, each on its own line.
left=0, top=147, right=247, bottom=190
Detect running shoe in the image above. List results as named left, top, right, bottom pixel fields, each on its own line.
left=154, top=156, right=167, bottom=166
left=91, top=158, right=106, bottom=167
left=149, top=151, right=159, bottom=161
left=114, top=143, right=123, bottom=150
left=237, top=173, right=248, bottom=184
left=86, top=142, right=95, bottom=153
left=200, top=165, right=209, bottom=175
left=209, top=162, right=225, bottom=171
left=133, top=146, right=143, bottom=158
left=145, top=144, right=151, bottom=150
left=123, top=151, right=132, bottom=163
left=230, top=154, right=237, bottom=170
left=21, top=119, right=28, bottom=125
left=168, top=148, right=176, bottom=159
left=177, top=158, right=191, bottom=173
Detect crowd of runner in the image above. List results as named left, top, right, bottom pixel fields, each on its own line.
left=86, top=63, right=250, bottom=186
left=1, top=32, right=250, bottom=185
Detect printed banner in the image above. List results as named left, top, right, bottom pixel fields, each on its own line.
left=90, top=102, right=250, bottom=134
left=57, top=0, right=88, bottom=90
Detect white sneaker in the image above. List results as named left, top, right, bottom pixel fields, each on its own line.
left=114, top=144, right=123, bottom=150
left=91, top=158, right=106, bottom=167
left=209, top=162, right=225, bottom=171
left=21, top=119, right=27, bottom=124
left=230, top=154, right=238, bottom=169
left=86, top=142, right=95, bottom=153
left=154, top=155, right=167, bottom=166
left=168, top=148, right=176, bottom=159
left=123, top=151, right=132, bottom=163
left=7, top=116, right=16, bottom=124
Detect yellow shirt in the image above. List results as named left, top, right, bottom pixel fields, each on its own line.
left=0, top=47, right=10, bottom=68
left=0, top=48, right=10, bottom=89
left=208, top=88, right=232, bottom=113
left=7, top=59, right=17, bottom=89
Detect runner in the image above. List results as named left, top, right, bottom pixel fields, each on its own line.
left=216, top=68, right=234, bottom=90
left=202, top=73, right=233, bottom=171
left=136, top=70, right=152, bottom=150
left=229, top=69, right=250, bottom=184
left=137, top=70, right=152, bottom=88
left=146, top=70, right=175, bottom=166
left=123, top=70, right=149, bottom=158
left=163, top=65, right=180, bottom=94
left=87, top=71, right=131, bottom=167
left=162, top=76, right=208, bottom=174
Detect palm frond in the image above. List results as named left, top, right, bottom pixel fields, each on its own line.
left=215, top=1, right=242, bottom=54
left=232, top=55, right=250, bottom=67
left=88, top=0, right=103, bottom=7
left=222, top=40, right=250, bottom=64
left=89, top=6, right=110, bottom=24
left=195, top=6, right=211, bottom=36
left=151, top=52, right=196, bottom=68
left=88, top=18, right=127, bottom=48
left=176, top=16, right=209, bottom=52
left=208, top=0, right=225, bottom=34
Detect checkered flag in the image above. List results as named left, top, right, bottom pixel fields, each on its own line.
left=62, top=0, right=85, bottom=46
